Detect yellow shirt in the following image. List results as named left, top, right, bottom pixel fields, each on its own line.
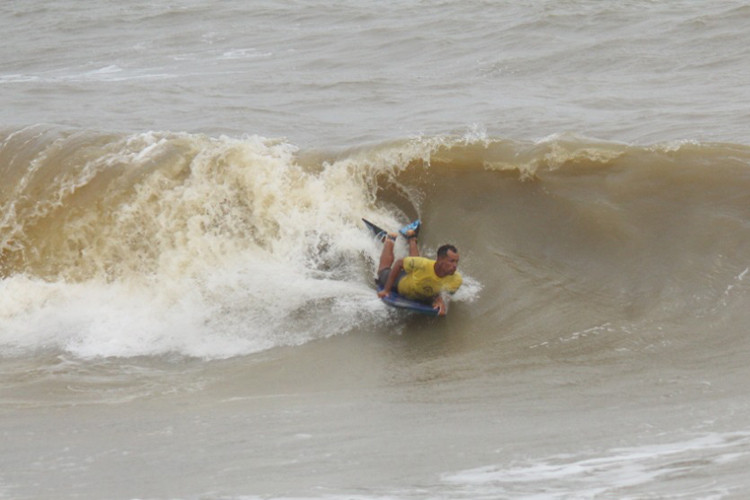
left=397, top=256, right=462, bottom=301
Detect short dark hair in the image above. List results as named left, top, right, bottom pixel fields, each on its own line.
left=437, top=244, right=458, bottom=258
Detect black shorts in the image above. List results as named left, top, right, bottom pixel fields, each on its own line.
left=377, top=268, right=406, bottom=291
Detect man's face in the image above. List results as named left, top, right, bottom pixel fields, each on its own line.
left=436, top=250, right=459, bottom=277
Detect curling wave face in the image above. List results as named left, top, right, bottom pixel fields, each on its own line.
left=2, top=127, right=750, bottom=360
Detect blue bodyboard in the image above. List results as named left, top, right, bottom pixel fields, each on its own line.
left=377, top=286, right=440, bottom=316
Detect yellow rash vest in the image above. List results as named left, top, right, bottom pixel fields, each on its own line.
left=397, top=256, right=462, bottom=301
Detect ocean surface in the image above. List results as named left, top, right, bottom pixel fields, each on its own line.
left=3, top=1, right=750, bottom=498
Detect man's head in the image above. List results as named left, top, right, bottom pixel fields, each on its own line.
left=435, top=244, right=459, bottom=277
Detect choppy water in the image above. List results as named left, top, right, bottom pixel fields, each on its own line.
left=3, top=1, right=750, bottom=499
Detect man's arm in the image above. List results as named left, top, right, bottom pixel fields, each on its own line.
left=377, top=258, right=404, bottom=298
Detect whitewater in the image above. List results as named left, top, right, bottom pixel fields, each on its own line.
left=3, top=1, right=750, bottom=499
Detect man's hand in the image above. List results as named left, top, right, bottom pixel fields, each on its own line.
left=433, top=296, right=448, bottom=316
left=377, top=289, right=390, bottom=299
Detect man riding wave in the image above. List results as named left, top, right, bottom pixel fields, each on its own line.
left=376, top=221, right=462, bottom=316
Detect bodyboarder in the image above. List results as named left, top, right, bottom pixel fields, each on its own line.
left=376, top=220, right=462, bottom=316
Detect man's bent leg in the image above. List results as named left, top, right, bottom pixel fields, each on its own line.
left=407, top=233, right=420, bottom=257
left=378, top=233, right=397, bottom=272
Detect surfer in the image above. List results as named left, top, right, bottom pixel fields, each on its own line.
left=376, top=221, right=462, bottom=316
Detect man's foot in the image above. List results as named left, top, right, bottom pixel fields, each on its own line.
left=375, top=230, right=398, bottom=243
left=399, top=219, right=421, bottom=239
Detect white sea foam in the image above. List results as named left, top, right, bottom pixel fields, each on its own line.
left=442, top=432, right=750, bottom=499
left=0, top=260, right=386, bottom=360
left=0, top=133, right=483, bottom=359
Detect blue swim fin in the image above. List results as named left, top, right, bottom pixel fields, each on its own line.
left=399, top=219, right=421, bottom=238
